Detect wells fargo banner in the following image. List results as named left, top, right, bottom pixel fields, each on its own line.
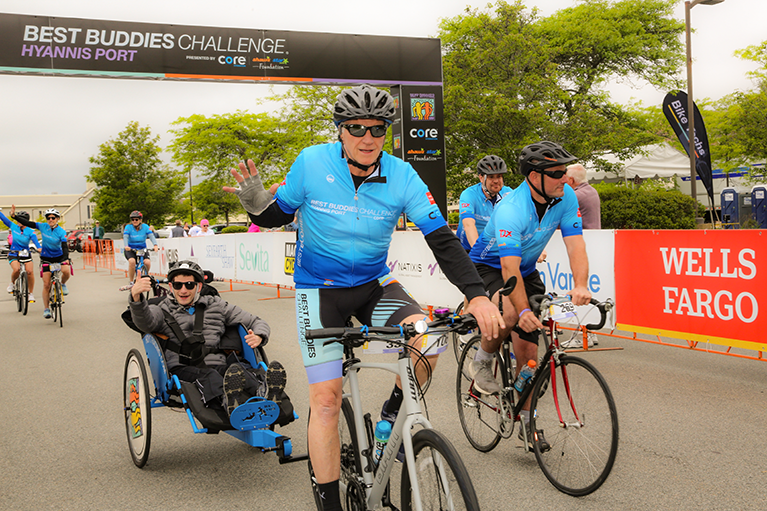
left=615, top=230, right=765, bottom=351
left=0, top=13, right=442, bottom=85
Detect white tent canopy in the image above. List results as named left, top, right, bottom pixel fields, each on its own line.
left=585, top=142, right=690, bottom=182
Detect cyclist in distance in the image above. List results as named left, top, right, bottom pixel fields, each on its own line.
left=223, top=84, right=503, bottom=511
left=123, top=211, right=159, bottom=285
left=1, top=209, right=41, bottom=304
left=468, top=141, right=592, bottom=451
left=456, top=155, right=512, bottom=252
left=11, top=206, right=71, bottom=319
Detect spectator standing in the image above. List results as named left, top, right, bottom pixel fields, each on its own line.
left=247, top=223, right=261, bottom=233
left=170, top=220, right=188, bottom=238
left=195, top=219, right=215, bottom=236
left=566, top=163, right=601, bottom=229
left=92, top=220, right=105, bottom=254
left=188, top=222, right=201, bottom=237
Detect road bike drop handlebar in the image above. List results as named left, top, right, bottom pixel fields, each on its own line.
left=528, top=294, right=613, bottom=331
left=305, top=313, right=479, bottom=348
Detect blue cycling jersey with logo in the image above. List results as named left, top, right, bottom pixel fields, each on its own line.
left=123, top=223, right=156, bottom=249
left=0, top=212, right=41, bottom=253
left=34, top=222, right=67, bottom=258
left=456, top=183, right=512, bottom=250
left=274, top=142, right=446, bottom=288
left=469, top=180, right=582, bottom=277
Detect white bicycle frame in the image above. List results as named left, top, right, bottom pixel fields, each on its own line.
left=341, top=351, right=458, bottom=511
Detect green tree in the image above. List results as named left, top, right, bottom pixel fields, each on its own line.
left=438, top=0, right=684, bottom=198
left=87, top=122, right=185, bottom=231
left=185, top=177, right=243, bottom=226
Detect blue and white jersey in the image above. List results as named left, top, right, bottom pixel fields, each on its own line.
left=34, top=221, right=67, bottom=258
left=274, top=142, right=446, bottom=289
left=123, top=223, right=157, bottom=250
left=469, top=180, right=582, bottom=277
left=455, top=183, right=512, bottom=250
left=0, top=212, right=40, bottom=252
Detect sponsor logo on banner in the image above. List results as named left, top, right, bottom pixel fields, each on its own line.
left=238, top=242, right=269, bottom=272
left=411, top=95, right=436, bottom=121
left=205, top=244, right=235, bottom=268
left=615, top=230, right=764, bottom=350
left=388, top=259, right=423, bottom=277
left=284, top=242, right=296, bottom=275
left=393, top=134, right=401, bottom=150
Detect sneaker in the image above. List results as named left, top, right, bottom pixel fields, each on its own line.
left=28, top=293, right=35, bottom=303
left=62, top=284, right=69, bottom=296
left=519, top=423, right=551, bottom=452
left=588, top=331, right=599, bottom=346
left=380, top=400, right=406, bottom=462
left=223, top=363, right=248, bottom=416
left=43, top=308, right=52, bottom=319
left=562, top=333, right=597, bottom=349
left=6, top=284, right=13, bottom=294
left=469, top=359, right=502, bottom=395
left=266, top=360, right=287, bottom=404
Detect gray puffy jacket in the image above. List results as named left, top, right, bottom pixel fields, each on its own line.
left=129, top=294, right=270, bottom=370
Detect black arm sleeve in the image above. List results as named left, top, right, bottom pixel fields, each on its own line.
left=424, top=225, right=487, bottom=301
left=61, top=242, right=69, bottom=260
left=12, top=215, right=36, bottom=229
left=247, top=201, right=295, bottom=228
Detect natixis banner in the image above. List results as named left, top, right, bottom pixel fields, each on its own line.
left=662, top=91, right=714, bottom=202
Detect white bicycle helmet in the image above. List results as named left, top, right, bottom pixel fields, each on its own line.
left=44, top=208, right=61, bottom=218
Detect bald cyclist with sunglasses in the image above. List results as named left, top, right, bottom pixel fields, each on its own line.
left=468, top=141, right=591, bottom=452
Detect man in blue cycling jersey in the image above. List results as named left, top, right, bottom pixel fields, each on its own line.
left=468, top=141, right=591, bottom=451
left=224, top=84, right=503, bottom=511
left=11, top=206, right=72, bottom=319
left=123, top=210, right=159, bottom=284
left=1, top=209, right=41, bottom=304
left=456, top=155, right=512, bottom=252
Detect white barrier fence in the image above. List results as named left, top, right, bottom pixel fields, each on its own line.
left=114, top=229, right=616, bottom=328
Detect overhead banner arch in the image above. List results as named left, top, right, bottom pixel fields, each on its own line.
left=0, top=13, right=448, bottom=214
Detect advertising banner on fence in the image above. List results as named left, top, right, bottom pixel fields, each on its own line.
left=615, top=230, right=765, bottom=351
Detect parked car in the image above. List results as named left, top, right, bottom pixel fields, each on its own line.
left=67, top=229, right=89, bottom=252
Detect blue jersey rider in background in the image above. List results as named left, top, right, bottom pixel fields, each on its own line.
left=223, top=84, right=504, bottom=511
left=122, top=210, right=159, bottom=285
left=468, top=141, right=592, bottom=452
left=456, top=154, right=512, bottom=251
left=11, top=206, right=71, bottom=319
left=1, top=209, right=41, bottom=304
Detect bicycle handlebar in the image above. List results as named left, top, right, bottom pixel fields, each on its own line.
left=528, top=294, right=613, bottom=331
left=305, top=313, right=478, bottom=347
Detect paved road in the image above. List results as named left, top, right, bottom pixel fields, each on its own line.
left=1, top=254, right=766, bottom=510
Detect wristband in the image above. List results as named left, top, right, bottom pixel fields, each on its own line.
left=518, top=308, right=530, bottom=318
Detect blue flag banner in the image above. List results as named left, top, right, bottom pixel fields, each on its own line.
left=662, top=91, right=714, bottom=202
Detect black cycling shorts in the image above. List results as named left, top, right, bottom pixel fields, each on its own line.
left=475, top=263, right=545, bottom=344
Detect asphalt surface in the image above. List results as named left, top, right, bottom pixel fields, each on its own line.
left=1, top=254, right=766, bottom=510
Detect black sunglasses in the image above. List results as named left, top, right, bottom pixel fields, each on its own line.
left=46, top=216, right=58, bottom=220
left=541, top=169, right=567, bottom=179
left=342, top=124, right=387, bottom=138
left=131, top=218, right=141, bottom=221
left=171, top=281, right=198, bottom=290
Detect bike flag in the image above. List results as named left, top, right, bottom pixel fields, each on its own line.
left=662, top=91, right=714, bottom=203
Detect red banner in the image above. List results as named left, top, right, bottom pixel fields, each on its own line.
left=615, top=230, right=765, bottom=351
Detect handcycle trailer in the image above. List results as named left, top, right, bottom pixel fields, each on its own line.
left=124, top=324, right=308, bottom=468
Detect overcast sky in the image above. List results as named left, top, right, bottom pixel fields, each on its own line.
left=1, top=0, right=763, bottom=196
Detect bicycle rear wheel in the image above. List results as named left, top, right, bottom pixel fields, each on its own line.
left=308, top=398, right=365, bottom=511
left=530, top=356, right=618, bottom=496
left=49, top=283, right=58, bottom=323
left=456, top=335, right=502, bottom=452
left=401, top=428, right=480, bottom=511
left=21, top=272, right=28, bottom=316
left=450, top=301, right=468, bottom=362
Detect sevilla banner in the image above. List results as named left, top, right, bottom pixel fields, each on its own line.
left=615, top=230, right=765, bottom=352
left=663, top=91, right=714, bottom=203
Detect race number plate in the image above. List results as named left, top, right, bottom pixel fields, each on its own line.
left=549, top=301, right=576, bottom=321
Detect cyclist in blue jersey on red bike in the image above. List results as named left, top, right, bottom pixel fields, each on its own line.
left=224, top=84, right=504, bottom=511
left=123, top=210, right=159, bottom=285
left=1, top=209, right=41, bottom=304
left=11, top=206, right=72, bottom=319
left=468, top=141, right=592, bottom=451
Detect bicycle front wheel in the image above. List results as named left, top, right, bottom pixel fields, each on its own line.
left=456, top=335, right=502, bottom=452
left=401, top=428, right=480, bottom=511
left=21, top=272, right=28, bottom=316
left=530, top=356, right=618, bottom=496
left=55, top=282, right=63, bottom=328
